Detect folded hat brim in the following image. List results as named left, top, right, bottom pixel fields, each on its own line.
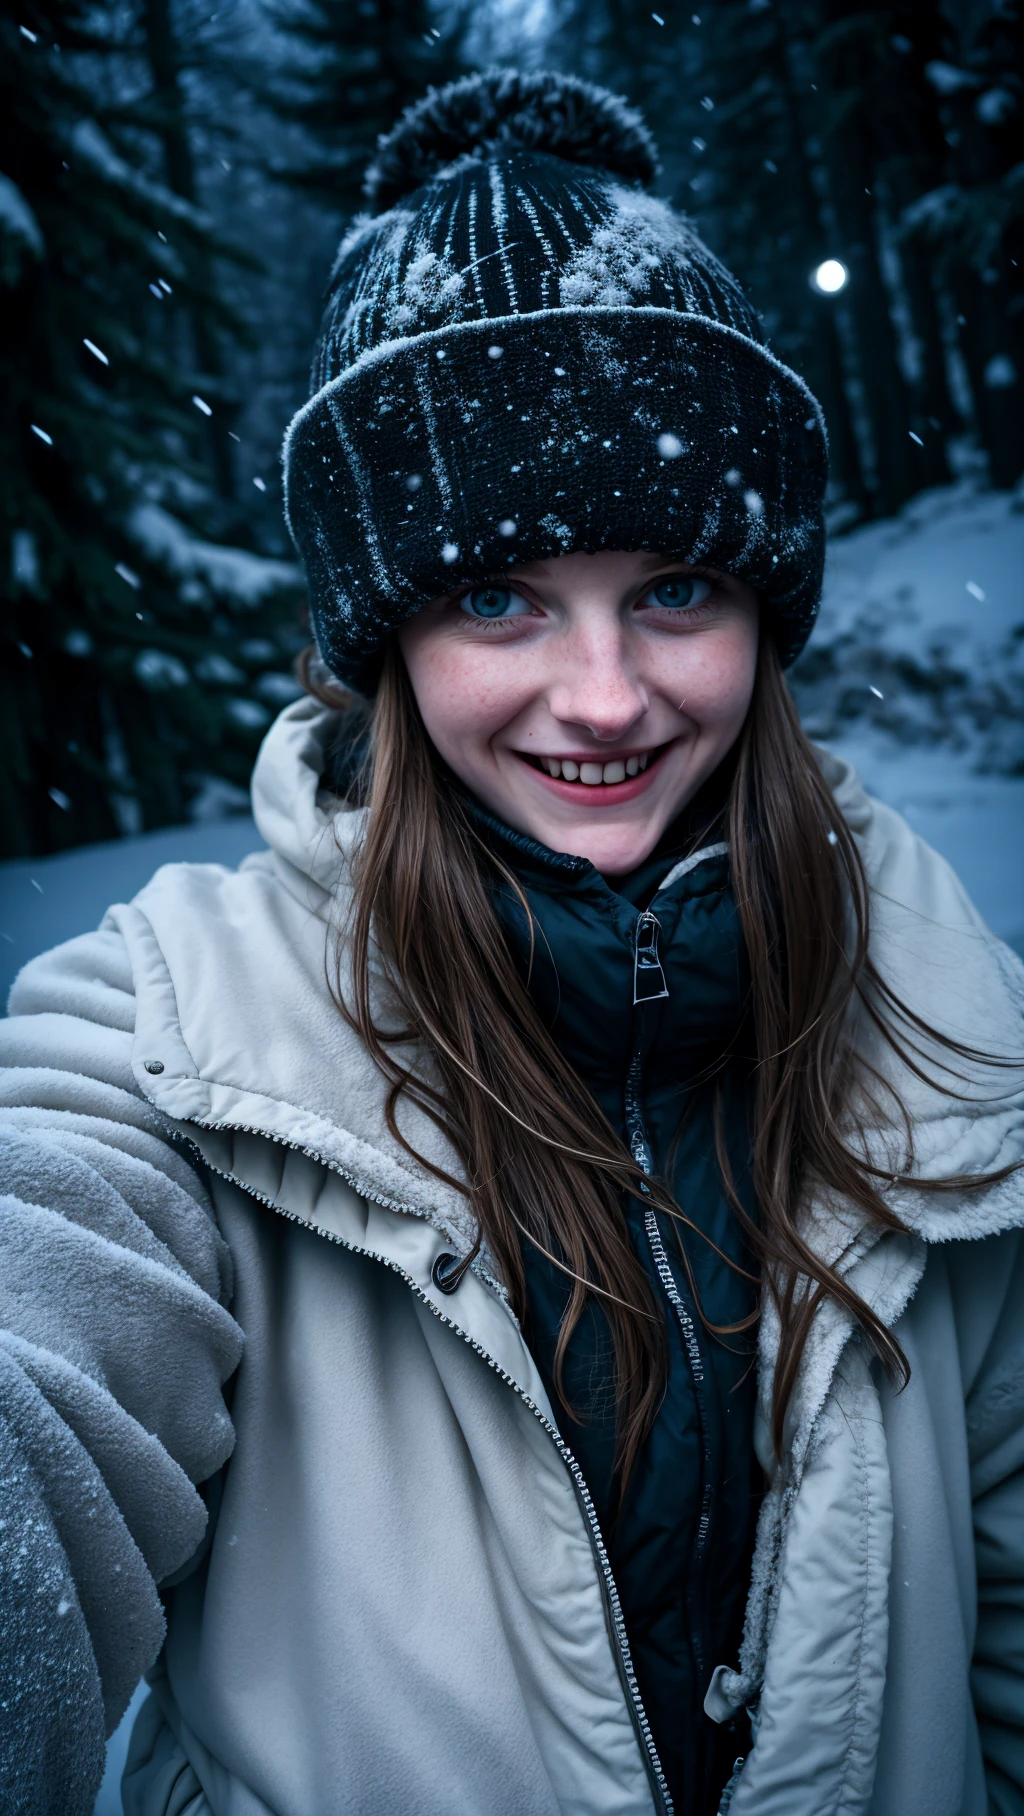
left=283, top=305, right=828, bottom=692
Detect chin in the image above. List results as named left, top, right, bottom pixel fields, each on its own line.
left=540, top=820, right=663, bottom=876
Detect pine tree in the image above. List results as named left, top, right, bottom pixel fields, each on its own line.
left=845, top=6, right=962, bottom=476
left=899, top=1, right=1024, bottom=488
left=672, top=0, right=871, bottom=512
left=0, top=0, right=305, bottom=859
left=542, top=0, right=1023, bottom=507
left=268, top=0, right=448, bottom=214
left=807, top=0, right=920, bottom=512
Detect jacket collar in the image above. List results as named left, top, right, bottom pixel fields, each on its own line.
left=474, top=805, right=740, bottom=1111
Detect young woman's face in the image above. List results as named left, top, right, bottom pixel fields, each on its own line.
left=398, top=549, right=759, bottom=875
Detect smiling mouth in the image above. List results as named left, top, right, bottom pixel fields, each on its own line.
left=521, top=744, right=667, bottom=786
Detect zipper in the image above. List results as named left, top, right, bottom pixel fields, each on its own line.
left=642, top=1206, right=714, bottom=1683
left=165, top=1111, right=673, bottom=1816
left=627, top=910, right=715, bottom=1689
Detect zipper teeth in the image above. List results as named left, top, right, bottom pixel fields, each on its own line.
left=643, top=1208, right=705, bottom=1385
left=628, top=911, right=715, bottom=1692
left=644, top=1207, right=715, bottom=1677
left=174, top=1112, right=673, bottom=1816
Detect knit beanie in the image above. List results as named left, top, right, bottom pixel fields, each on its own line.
left=282, top=68, right=828, bottom=693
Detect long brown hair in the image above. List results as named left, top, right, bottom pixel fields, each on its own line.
left=300, top=636, right=1015, bottom=1471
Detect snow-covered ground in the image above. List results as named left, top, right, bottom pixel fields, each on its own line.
left=792, top=478, right=1024, bottom=953
left=794, top=480, right=1023, bottom=780
left=0, top=481, right=1019, bottom=1814
left=0, top=816, right=264, bottom=1003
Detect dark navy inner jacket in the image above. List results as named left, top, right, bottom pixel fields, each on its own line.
left=476, top=802, right=762, bottom=1816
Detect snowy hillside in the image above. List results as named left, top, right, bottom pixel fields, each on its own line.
left=792, top=479, right=1024, bottom=775
left=789, top=479, right=1024, bottom=953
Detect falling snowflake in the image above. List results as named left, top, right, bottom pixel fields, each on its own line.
left=657, top=432, right=684, bottom=459
left=966, top=580, right=986, bottom=601
left=192, top=395, right=213, bottom=416
left=83, top=339, right=109, bottom=366
left=441, top=542, right=459, bottom=563
left=115, top=562, right=141, bottom=589
left=497, top=519, right=517, bottom=537
left=488, top=345, right=503, bottom=360
left=743, top=489, right=764, bottom=516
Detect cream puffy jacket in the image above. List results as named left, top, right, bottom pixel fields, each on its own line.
left=1, top=697, right=1023, bottom=1816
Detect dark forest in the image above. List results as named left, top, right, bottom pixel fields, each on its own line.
left=3, top=0, right=1021, bottom=857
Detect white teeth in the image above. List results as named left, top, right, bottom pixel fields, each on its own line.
left=537, top=752, right=654, bottom=782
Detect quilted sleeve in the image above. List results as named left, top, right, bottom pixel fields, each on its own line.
left=965, top=1228, right=1024, bottom=1813
left=0, top=928, right=244, bottom=1816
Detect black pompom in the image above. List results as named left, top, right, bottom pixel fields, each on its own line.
left=364, top=68, right=659, bottom=214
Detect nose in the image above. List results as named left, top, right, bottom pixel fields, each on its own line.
left=547, top=618, right=650, bottom=742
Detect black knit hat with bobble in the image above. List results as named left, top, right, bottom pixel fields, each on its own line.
left=282, top=69, right=828, bottom=693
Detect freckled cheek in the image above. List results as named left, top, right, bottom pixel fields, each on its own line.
left=664, top=630, right=757, bottom=732
left=414, top=645, right=538, bottom=760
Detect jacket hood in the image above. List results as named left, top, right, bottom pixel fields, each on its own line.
left=248, top=692, right=362, bottom=897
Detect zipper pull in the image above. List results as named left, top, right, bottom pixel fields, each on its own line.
left=633, top=910, right=669, bottom=1005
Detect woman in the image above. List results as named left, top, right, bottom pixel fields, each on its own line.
left=2, top=70, right=1022, bottom=1816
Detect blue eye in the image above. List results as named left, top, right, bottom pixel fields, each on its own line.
left=460, top=585, right=530, bottom=620
left=643, top=575, right=713, bottom=611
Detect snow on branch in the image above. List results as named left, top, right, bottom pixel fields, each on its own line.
left=70, top=120, right=206, bottom=228
left=128, top=503, right=301, bottom=609
left=0, top=173, right=44, bottom=284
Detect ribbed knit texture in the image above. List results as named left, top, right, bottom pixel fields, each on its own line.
left=282, top=71, right=828, bottom=692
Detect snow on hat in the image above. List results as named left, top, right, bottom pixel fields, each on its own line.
left=283, top=68, right=828, bottom=693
